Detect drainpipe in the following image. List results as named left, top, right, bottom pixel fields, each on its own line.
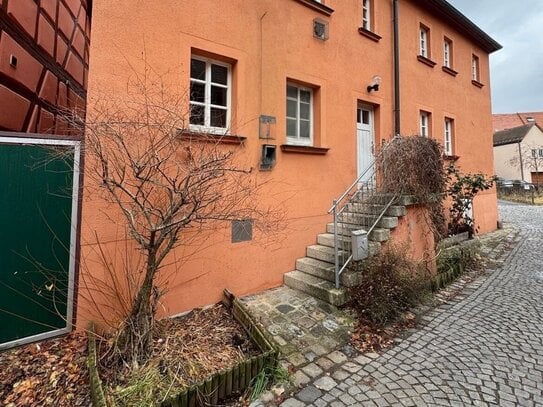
left=518, top=142, right=525, bottom=181
left=393, top=0, right=401, bottom=137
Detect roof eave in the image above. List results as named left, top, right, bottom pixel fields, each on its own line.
left=419, top=0, right=502, bottom=54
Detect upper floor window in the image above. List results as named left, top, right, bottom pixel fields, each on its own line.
left=471, top=54, right=480, bottom=81
left=444, top=38, right=452, bottom=68
left=286, top=83, right=313, bottom=146
left=189, top=55, right=231, bottom=132
left=420, top=25, right=429, bottom=58
left=444, top=118, right=454, bottom=155
left=362, top=0, right=371, bottom=31
left=420, top=111, right=431, bottom=137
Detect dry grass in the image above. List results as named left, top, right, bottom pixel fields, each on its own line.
left=499, top=192, right=543, bottom=205
left=99, top=303, right=259, bottom=406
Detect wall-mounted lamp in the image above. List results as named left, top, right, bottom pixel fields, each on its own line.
left=367, top=75, right=382, bottom=92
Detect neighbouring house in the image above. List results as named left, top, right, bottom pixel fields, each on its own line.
left=493, top=111, right=543, bottom=132
left=0, top=1, right=91, bottom=348
left=79, top=0, right=500, bottom=328
left=493, top=123, right=543, bottom=185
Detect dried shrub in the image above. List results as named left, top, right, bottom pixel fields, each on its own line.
left=381, top=136, right=446, bottom=197
left=379, top=136, right=448, bottom=242
left=348, top=244, right=430, bottom=327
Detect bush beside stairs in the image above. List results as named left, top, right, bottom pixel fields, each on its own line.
left=284, top=197, right=412, bottom=306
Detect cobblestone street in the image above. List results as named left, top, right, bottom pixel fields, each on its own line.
left=279, top=202, right=543, bottom=406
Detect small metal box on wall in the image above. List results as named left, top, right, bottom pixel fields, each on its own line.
left=351, top=229, right=369, bottom=261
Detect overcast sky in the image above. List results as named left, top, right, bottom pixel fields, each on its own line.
left=447, top=0, right=543, bottom=114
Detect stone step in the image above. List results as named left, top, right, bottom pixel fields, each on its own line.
left=316, top=233, right=381, bottom=257
left=284, top=270, right=348, bottom=306
left=306, top=244, right=342, bottom=263
left=339, top=213, right=398, bottom=229
left=295, top=257, right=361, bottom=287
left=346, top=203, right=407, bottom=217
left=327, top=223, right=391, bottom=242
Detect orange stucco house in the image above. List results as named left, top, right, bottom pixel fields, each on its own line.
left=78, top=0, right=501, bottom=326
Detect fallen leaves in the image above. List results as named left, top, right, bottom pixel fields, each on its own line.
left=0, top=333, right=90, bottom=406
left=350, top=312, right=417, bottom=354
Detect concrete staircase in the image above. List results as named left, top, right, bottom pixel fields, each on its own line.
left=284, top=200, right=409, bottom=306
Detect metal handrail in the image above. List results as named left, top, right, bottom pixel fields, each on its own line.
left=328, top=161, right=380, bottom=214
left=329, top=136, right=400, bottom=288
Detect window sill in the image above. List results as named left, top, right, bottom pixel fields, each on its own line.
left=281, top=144, right=329, bottom=155
left=417, top=55, right=437, bottom=68
left=358, top=27, right=382, bottom=42
left=443, top=154, right=460, bottom=161
left=293, top=0, right=334, bottom=16
left=178, top=129, right=246, bottom=145
left=471, top=80, right=484, bottom=88
left=442, top=66, right=458, bottom=77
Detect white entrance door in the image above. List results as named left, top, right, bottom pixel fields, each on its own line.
left=357, top=105, right=374, bottom=183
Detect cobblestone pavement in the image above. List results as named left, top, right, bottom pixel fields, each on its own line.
left=277, top=203, right=543, bottom=407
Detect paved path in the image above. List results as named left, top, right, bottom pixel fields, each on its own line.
left=280, top=203, right=543, bottom=406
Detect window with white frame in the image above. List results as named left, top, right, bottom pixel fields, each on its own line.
left=444, top=38, right=452, bottom=68
left=444, top=118, right=454, bottom=155
left=420, top=25, right=429, bottom=58
left=471, top=55, right=480, bottom=81
left=189, top=55, right=231, bottom=132
left=420, top=111, right=430, bottom=137
left=539, top=149, right=543, bottom=158
left=286, top=83, right=313, bottom=145
left=362, top=0, right=371, bottom=31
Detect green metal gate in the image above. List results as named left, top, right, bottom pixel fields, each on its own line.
left=0, top=135, right=80, bottom=349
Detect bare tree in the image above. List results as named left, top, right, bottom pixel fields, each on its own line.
left=69, top=65, right=279, bottom=366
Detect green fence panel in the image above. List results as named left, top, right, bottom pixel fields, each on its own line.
left=0, top=142, right=76, bottom=345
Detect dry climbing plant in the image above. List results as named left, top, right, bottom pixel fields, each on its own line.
left=380, top=135, right=448, bottom=242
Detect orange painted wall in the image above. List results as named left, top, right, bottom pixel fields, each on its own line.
left=82, top=0, right=498, bottom=323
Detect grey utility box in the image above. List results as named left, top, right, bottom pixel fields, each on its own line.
left=351, top=229, right=369, bottom=261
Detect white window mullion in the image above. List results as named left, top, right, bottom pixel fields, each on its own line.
left=297, top=88, right=301, bottom=139
left=205, top=63, right=211, bottom=127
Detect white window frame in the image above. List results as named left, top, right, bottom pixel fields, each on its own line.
left=472, top=55, right=480, bottom=81
left=189, top=55, right=231, bottom=134
left=420, top=111, right=430, bottom=137
left=286, top=83, right=314, bottom=146
left=444, top=39, right=451, bottom=68
left=420, top=26, right=429, bottom=58
left=362, top=0, right=371, bottom=31
left=444, top=118, right=453, bottom=155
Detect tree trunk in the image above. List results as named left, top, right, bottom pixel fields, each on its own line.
left=120, top=241, right=159, bottom=365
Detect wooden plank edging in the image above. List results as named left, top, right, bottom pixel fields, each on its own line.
left=87, top=323, right=108, bottom=407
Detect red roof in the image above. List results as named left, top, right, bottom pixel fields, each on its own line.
left=493, top=112, right=543, bottom=132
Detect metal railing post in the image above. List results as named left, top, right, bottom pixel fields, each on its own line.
left=333, top=200, right=340, bottom=289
